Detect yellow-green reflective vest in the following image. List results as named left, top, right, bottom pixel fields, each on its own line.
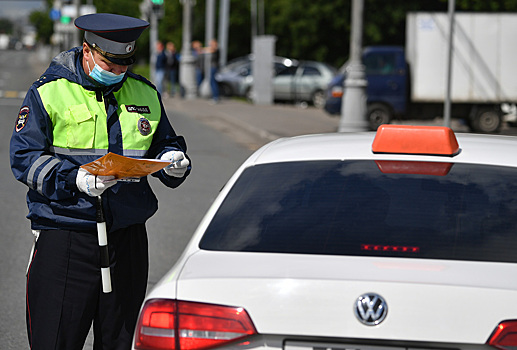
left=37, top=77, right=161, bottom=157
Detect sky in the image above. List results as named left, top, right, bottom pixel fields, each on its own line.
left=0, top=0, right=46, bottom=21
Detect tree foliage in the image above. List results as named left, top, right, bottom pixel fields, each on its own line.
left=0, top=18, right=13, bottom=34
left=29, top=10, right=53, bottom=44
left=184, top=0, right=517, bottom=68
left=30, top=0, right=517, bottom=68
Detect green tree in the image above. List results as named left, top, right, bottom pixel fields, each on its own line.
left=268, top=0, right=349, bottom=67
left=29, top=10, right=53, bottom=44
left=93, top=0, right=142, bottom=17
left=158, top=1, right=183, bottom=53
left=30, top=0, right=517, bottom=69
left=0, top=18, right=13, bottom=34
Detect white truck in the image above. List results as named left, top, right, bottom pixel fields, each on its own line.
left=326, top=12, right=517, bottom=132
left=405, top=12, right=517, bottom=132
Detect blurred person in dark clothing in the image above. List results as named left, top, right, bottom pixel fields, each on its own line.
left=165, top=41, right=180, bottom=97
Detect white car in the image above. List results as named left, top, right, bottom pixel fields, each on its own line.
left=133, top=125, right=517, bottom=350
left=215, top=55, right=296, bottom=97
left=243, top=61, right=337, bottom=108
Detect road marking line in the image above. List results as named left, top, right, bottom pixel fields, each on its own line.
left=0, top=90, right=26, bottom=99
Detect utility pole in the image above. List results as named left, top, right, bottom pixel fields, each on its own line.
left=200, top=0, right=215, bottom=98
left=443, top=0, right=456, bottom=128
left=258, top=0, right=264, bottom=35
left=250, top=0, right=257, bottom=47
left=218, top=0, right=230, bottom=67
left=148, top=0, right=164, bottom=84
left=338, top=0, right=368, bottom=132
left=179, top=0, right=198, bottom=99
left=149, top=9, right=158, bottom=83
left=73, top=0, right=81, bottom=47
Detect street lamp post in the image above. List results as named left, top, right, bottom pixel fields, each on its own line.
left=148, top=0, right=164, bottom=84
left=338, top=0, right=368, bottom=132
left=218, top=0, right=230, bottom=67
left=199, top=0, right=215, bottom=98
left=149, top=8, right=158, bottom=83
left=179, top=0, right=198, bottom=99
left=443, top=0, right=456, bottom=128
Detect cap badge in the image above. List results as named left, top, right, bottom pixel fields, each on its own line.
left=138, top=117, right=151, bottom=136
left=126, top=44, right=134, bottom=53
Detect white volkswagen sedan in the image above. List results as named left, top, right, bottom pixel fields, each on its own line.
left=133, top=125, right=517, bottom=350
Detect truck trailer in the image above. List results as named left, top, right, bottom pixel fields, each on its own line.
left=325, top=12, right=517, bottom=132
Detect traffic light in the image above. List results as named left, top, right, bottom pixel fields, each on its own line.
left=150, top=0, right=164, bottom=18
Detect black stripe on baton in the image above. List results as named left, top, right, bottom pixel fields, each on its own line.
left=96, top=196, right=105, bottom=222
left=99, top=245, right=109, bottom=268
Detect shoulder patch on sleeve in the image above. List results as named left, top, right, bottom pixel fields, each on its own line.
left=15, top=106, right=29, bottom=132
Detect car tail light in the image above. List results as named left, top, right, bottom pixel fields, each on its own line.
left=487, top=320, right=517, bottom=350
left=134, top=299, right=257, bottom=350
left=331, top=86, right=343, bottom=98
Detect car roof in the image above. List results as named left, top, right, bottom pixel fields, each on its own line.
left=246, top=127, right=517, bottom=169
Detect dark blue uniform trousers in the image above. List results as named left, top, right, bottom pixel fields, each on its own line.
left=26, top=224, right=148, bottom=350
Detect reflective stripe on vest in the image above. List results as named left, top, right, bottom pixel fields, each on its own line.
left=38, top=77, right=160, bottom=156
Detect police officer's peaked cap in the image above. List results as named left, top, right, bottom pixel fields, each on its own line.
left=75, top=13, right=149, bottom=65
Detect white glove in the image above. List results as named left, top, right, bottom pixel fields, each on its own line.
left=76, top=168, right=118, bottom=197
left=161, top=151, right=190, bottom=178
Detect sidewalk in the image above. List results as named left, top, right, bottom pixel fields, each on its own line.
left=162, top=97, right=476, bottom=150
left=163, top=97, right=340, bottom=150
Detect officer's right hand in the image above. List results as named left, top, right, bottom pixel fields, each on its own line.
left=161, top=150, right=190, bottom=178
left=76, top=168, right=118, bottom=197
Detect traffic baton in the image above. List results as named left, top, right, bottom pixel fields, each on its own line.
left=96, top=196, right=112, bottom=293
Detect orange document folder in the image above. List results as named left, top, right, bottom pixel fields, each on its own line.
left=80, top=152, right=170, bottom=179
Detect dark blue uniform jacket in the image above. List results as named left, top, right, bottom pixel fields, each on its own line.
left=10, top=47, right=190, bottom=232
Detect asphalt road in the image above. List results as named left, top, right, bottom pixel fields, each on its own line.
left=0, top=48, right=252, bottom=349
left=0, top=49, right=41, bottom=349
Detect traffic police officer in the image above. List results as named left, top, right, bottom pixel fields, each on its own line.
left=10, top=13, right=191, bottom=349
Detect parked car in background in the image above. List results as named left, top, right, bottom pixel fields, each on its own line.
left=132, top=124, right=517, bottom=350
left=324, top=63, right=346, bottom=115
left=324, top=48, right=405, bottom=131
left=243, top=60, right=337, bottom=108
left=215, top=55, right=296, bottom=97
left=214, top=55, right=253, bottom=97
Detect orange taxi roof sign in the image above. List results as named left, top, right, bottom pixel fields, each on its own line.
left=372, top=125, right=460, bottom=156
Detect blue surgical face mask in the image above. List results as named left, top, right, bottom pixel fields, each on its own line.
left=87, top=54, right=126, bottom=86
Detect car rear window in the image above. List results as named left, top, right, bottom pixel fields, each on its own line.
left=199, top=160, right=517, bottom=263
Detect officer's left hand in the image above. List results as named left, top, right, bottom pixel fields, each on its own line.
left=161, top=151, right=190, bottom=178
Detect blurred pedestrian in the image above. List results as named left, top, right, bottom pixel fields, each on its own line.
left=207, top=39, right=220, bottom=103
left=192, top=40, right=204, bottom=90
left=155, top=40, right=167, bottom=95
left=165, top=41, right=180, bottom=97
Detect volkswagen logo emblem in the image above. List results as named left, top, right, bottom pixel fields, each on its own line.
left=354, top=293, right=388, bottom=326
